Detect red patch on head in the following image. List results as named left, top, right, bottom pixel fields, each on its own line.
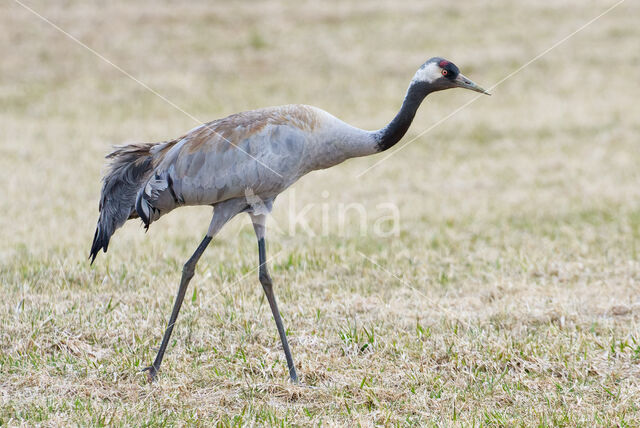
left=438, top=60, right=449, bottom=68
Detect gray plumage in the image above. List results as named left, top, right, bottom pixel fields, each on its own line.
left=91, top=104, right=375, bottom=263
left=89, top=57, right=489, bottom=382
left=90, top=144, right=154, bottom=263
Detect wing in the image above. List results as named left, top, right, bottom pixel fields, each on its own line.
left=135, top=105, right=319, bottom=225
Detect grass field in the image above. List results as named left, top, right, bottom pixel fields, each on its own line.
left=2, top=0, right=640, bottom=425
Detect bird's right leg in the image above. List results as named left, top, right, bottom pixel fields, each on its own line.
left=250, top=213, right=299, bottom=383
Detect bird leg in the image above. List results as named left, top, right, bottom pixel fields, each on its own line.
left=251, top=214, right=299, bottom=383
left=143, top=235, right=212, bottom=382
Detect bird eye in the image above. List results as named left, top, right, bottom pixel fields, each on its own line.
left=441, top=69, right=448, bottom=76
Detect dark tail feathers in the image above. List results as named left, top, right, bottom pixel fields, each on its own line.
left=89, top=144, right=155, bottom=264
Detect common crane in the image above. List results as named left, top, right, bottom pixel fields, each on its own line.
left=90, top=57, right=489, bottom=382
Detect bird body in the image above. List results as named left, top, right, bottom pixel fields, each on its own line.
left=90, top=57, right=489, bottom=382
left=91, top=104, right=377, bottom=258
left=138, top=104, right=377, bottom=224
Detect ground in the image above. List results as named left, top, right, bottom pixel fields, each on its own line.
left=1, top=0, right=640, bottom=426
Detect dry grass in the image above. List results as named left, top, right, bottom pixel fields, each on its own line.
left=2, top=0, right=640, bottom=425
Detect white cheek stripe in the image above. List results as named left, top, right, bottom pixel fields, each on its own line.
left=412, top=62, right=441, bottom=84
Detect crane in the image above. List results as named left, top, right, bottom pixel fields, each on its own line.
left=89, top=57, right=489, bottom=383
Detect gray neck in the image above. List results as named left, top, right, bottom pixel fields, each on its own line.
left=304, top=82, right=432, bottom=171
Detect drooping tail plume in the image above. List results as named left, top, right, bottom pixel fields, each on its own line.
left=89, top=144, right=155, bottom=264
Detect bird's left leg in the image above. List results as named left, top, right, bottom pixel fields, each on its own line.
left=142, top=235, right=211, bottom=382
left=143, top=206, right=234, bottom=382
left=250, top=213, right=299, bottom=383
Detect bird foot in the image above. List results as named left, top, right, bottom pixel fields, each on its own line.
left=141, top=364, right=158, bottom=383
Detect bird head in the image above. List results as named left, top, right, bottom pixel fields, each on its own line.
left=412, top=57, right=491, bottom=95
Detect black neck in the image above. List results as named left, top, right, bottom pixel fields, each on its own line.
left=375, top=82, right=430, bottom=152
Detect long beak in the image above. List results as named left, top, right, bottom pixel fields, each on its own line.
left=455, top=73, right=491, bottom=95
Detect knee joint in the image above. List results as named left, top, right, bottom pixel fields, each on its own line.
left=259, top=270, right=272, bottom=286
left=182, top=262, right=195, bottom=278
